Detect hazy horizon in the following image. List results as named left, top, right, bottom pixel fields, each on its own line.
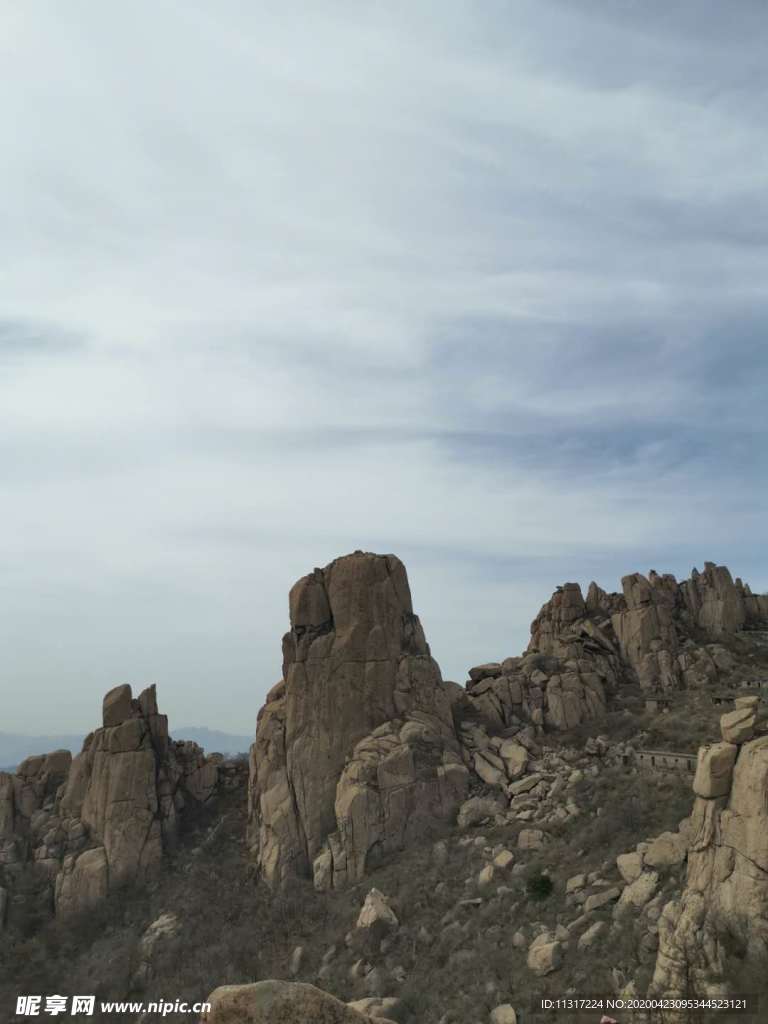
left=3, top=1, right=767, bottom=733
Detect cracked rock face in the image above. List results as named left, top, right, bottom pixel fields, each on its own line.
left=248, top=551, right=468, bottom=888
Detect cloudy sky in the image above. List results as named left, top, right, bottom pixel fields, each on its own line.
left=2, top=1, right=767, bottom=737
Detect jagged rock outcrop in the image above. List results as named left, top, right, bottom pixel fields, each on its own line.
left=248, top=551, right=469, bottom=889
left=520, top=562, right=767, bottom=697
left=0, top=685, right=223, bottom=928
left=651, top=705, right=768, bottom=1000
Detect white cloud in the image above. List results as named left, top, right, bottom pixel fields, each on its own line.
left=2, top=0, right=767, bottom=734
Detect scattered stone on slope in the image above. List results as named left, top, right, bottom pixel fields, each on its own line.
left=527, top=932, right=563, bottom=976
left=457, top=794, right=507, bottom=830
left=356, top=888, right=398, bottom=934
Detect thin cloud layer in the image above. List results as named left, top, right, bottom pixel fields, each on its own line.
left=2, top=2, right=766, bottom=733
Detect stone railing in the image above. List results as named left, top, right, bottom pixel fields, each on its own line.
left=723, top=678, right=768, bottom=691
left=633, top=749, right=697, bottom=774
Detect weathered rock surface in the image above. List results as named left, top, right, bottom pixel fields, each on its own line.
left=248, top=552, right=468, bottom=888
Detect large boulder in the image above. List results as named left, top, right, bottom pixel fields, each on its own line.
left=248, top=552, right=468, bottom=888
left=644, top=831, right=688, bottom=871
left=720, top=704, right=757, bottom=745
left=692, top=743, right=737, bottom=799
left=201, top=981, right=396, bottom=1023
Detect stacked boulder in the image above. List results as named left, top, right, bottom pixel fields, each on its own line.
left=0, top=684, right=221, bottom=929
left=650, top=698, right=767, bottom=999
left=247, top=552, right=469, bottom=890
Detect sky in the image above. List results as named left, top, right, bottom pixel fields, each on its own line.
left=2, top=1, right=767, bottom=736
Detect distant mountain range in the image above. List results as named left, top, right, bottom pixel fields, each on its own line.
left=0, top=726, right=252, bottom=773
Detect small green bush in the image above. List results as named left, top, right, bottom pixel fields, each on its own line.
left=526, top=872, right=553, bottom=901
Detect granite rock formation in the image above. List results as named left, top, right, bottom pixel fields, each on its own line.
left=247, top=551, right=468, bottom=889
left=247, top=554, right=767, bottom=892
